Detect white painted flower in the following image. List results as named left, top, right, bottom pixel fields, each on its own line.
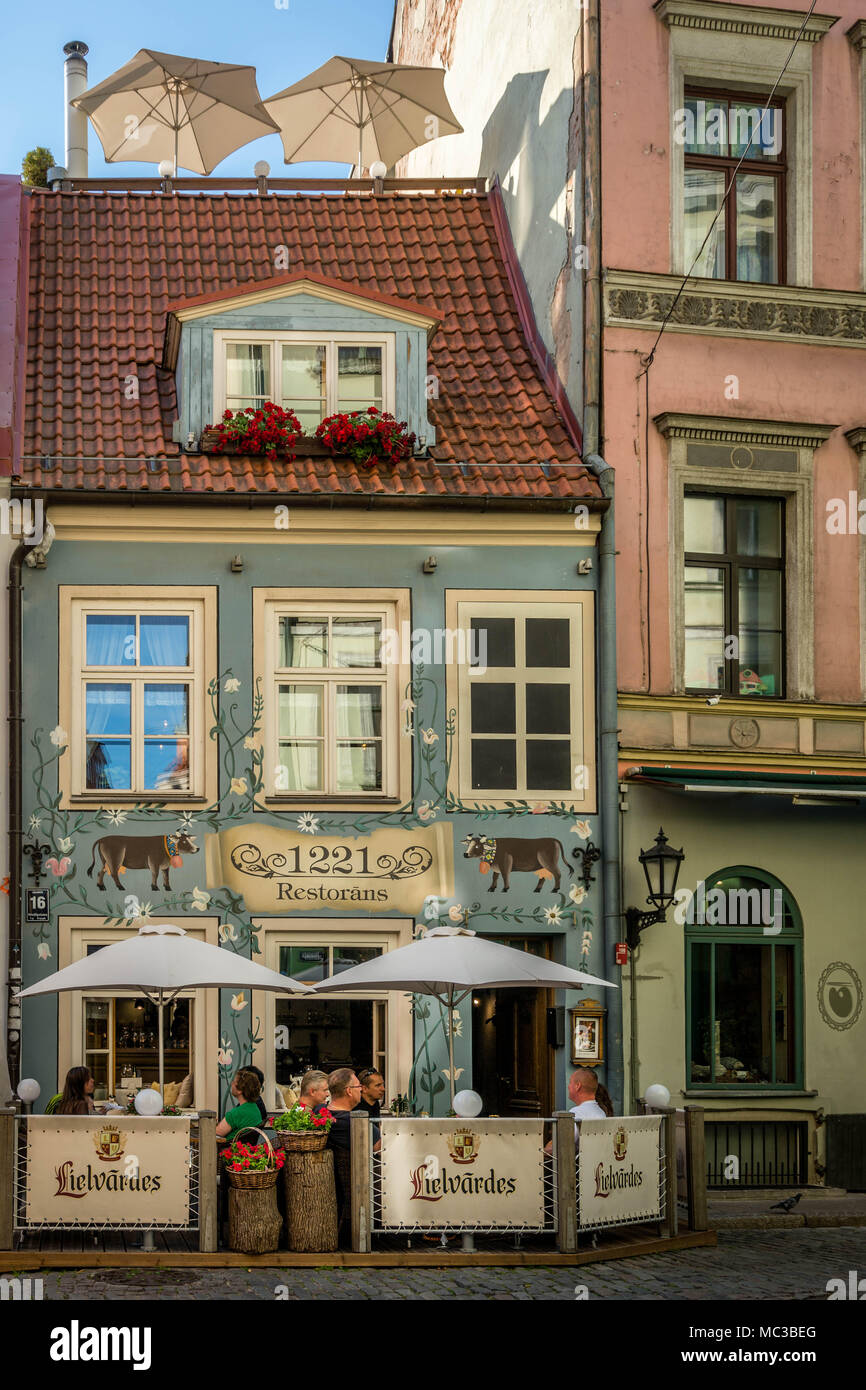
left=219, top=922, right=238, bottom=943
left=57, top=836, right=73, bottom=854
left=569, top=884, right=587, bottom=905
left=570, top=820, right=592, bottom=841
left=441, top=1067, right=464, bottom=1082
left=27, top=814, right=42, bottom=832
left=400, top=698, right=416, bottom=712
left=180, top=811, right=198, bottom=829
left=230, top=776, right=247, bottom=795
left=217, top=1039, right=234, bottom=1067
left=224, top=677, right=241, bottom=693
left=297, top=812, right=319, bottom=835
left=421, top=727, right=439, bottom=745
left=417, top=799, right=438, bottom=822
left=128, top=901, right=153, bottom=921
left=244, top=736, right=257, bottom=750
left=105, top=808, right=128, bottom=826
left=37, top=943, right=51, bottom=961
left=544, top=905, right=564, bottom=925
left=190, top=886, right=210, bottom=912
left=448, top=904, right=465, bottom=923
left=230, top=992, right=247, bottom=1012
left=49, top=725, right=68, bottom=748
left=448, top=1010, right=463, bottom=1038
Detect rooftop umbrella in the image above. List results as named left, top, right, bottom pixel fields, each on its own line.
left=71, top=49, right=279, bottom=175
left=17, top=924, right=311, bottom=1097
left=264, top=56, right=463, bottom=173
left=313, top=926, right=616, bottom=1105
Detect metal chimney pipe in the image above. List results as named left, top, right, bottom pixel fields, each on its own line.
left=63, top=40, right=89, bottom=178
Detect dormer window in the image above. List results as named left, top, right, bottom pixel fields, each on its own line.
left=215, top=332, right=393, bottom=432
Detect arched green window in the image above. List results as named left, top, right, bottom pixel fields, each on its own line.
left=685, top=867, right=803, bottom=1090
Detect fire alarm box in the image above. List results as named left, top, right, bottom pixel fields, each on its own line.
left=615, top=942, right=629, bottom=965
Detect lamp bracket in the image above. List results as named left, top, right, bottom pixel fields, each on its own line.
left=571, top=841, right=601, bottom=891
left=624, top=905, right=666, bottom=951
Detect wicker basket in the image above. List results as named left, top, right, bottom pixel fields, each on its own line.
left=276, top=1129, right=328, bottom=1154
left=224, top=1127, right=282, bottom=1187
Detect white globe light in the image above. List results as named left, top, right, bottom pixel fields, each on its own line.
left=452, top=1089, right=483, bottom=1118
left=369, top=160, right=387, bottom=179
left=157, top=159, right=175, bottom=178
left=644, top=1083, right=671, bottom=1110
left=17, top=1078, right=41, bottom=1103
left=134, top=1088, right=163, bottom=1116
left=254, top=160, right=270, bottom=177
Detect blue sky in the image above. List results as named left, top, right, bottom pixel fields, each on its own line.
left=2, top=0, right=396, bottom=178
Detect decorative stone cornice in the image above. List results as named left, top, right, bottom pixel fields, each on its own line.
left=604, top=269, right=866, bottom=348
left=655, top=413, right=836, bottom=449
left=654, top=1, right=838, bottom=42
left=847, top=18, right=866, bottom=48
left=844, top=426, right=866, bottom=454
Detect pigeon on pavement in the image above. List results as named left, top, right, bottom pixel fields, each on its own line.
left=770, top=1193, right=803, bottom=1212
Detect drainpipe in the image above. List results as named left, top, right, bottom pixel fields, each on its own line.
left=7, top=542, right=26, bottom=1092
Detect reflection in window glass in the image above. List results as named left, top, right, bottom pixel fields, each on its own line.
left=684, top=169, right=726, bottom=278
left=279, top=617, right=328, bottom=668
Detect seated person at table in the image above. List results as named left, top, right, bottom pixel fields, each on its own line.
left=57, top=1066, right=97, bottom=1115
left=215, top=1068, right=264, bottom=1144
left=298, top=1069, right=330, bottom=1112
left=355, top=1068, right=385, bottom=1119
left=244, top=1064, right=270, bottom=1126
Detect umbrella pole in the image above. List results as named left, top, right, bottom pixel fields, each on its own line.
left=158, top=991, right=165, bottom=1098
left=447, top=990, right=456, bottom=1109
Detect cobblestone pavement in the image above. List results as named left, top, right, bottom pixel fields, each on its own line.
left=26, top=1227, right=866, bottom=1300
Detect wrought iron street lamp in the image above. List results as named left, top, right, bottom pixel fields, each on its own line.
left=624, top=827, right=685, bottom=950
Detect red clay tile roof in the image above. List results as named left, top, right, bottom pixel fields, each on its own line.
left=19, top=190, right=601, bottom=503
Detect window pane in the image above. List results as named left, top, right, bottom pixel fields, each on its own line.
left=730, top=103, right=781, bottom=160
left=143, top=684, right=189, bottom=737
left=526, top=617, right=570, bottom=668
left=332, top=618, right=382, bottom=669
left=336, top=685, right=382, bottom=738
left=333, top=946, right=383, bottom=974
left=279, top=946, right=327, bottom=983
left=226, top=343, right=269, bottom=405
left=86, top=683, right=131, bottom=736
left=684, top=496, right=724, bottom=554
left=526, top=740, right=571, bottom=789
left=277, top=743, right=322, bottom=791
left=279, top=685, right=323, bottom=738
left=471, top=738, right=516, bottom=789
left=140, top=616, right=189, bottom=667
left=739, top=569, right=782, bottom=695
left=336, top=742, right=382, bottom=792
left=86, top=740, right=131, bottom=790
left=739, top=568, right=782, bottom=629
left=689, top=942, right=712, bottom=1083
left=85, top=1000, right=110, bottom=1050
left=773, top=944, right=795, bottom=1083
left=736, top=498, right=782, bottom=557
left=684, top=169, right=726, bottom=278
left=337, top=345, right=382, bottom=405
left=86, top=615, right=135, bottom=666
left=279, top=616, right=328, bottom=668
left=684, top=566, right=725, bottom=690
left=275, top=997, right=375, bottom=1079
left=144, top=739, right=190, bottom=791
left=714, top=944, right=773, bottom=1082
left=471, top=617, right=514, bottom=668
left=736, top=173, right=778, bottom=283
left=471, top=682, right=515, bottom=733
left=526, top=683, right=570, bottom=734
left=281, top=343, right=326, bottom=422
left=682, top=98, right=727, bottom=156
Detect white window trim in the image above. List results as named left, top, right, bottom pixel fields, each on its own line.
left=250, top=917, right=414, bottom=1110
left=59, top=587, right=217, bottom=807
left=445, top=589, right=597, bottom=812
left=212, top=330, right=395, bottom=422
left=253, top=587, right=411, bottom=808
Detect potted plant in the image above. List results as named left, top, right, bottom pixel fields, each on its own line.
left=222, top=1135, right=286, bottom=1189
left=201, top=402, right=302, bottom=461
left=272, top=1103, right=334, bottom=1153
left=315, top=407, right=416, bottom=468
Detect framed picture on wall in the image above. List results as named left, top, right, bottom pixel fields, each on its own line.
left=569, top=1001, right=605, bottom=1064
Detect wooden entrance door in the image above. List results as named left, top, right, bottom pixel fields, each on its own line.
left=471, top=934, right=554, bottom=1116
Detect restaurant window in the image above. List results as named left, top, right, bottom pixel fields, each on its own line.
left=214, top=332, right=393, bottom=431
left=83, top=994, right=193, bottom=1101
left=684, top=493, right=784, bottom=697
left=256, top=591, right=410, bottom=803
left=686, top=869, right=802, bottom=1090
left=448, top=592, right=596, bottom=808
left=60, top=589, right=216, bottom=802
left=681, top=89, right=785, bottom=285
left=274, top=945, right=387, bottom=1084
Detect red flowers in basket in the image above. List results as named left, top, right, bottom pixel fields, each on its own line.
left=222, top=1140, right=285, bottom=1173
left=205, top=402, right=302, bottom=462
left=315, top=407, right=416, bottom=468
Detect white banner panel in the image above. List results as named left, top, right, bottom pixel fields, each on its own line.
left=379, top=1119, right=546, bottom=1229
left=577, top=1116, right=662, bottom=1229
left=25, top=1117, right=191, bottom=1227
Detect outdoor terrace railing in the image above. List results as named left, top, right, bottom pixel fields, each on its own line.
left=32, top=175, right=489, bottom=196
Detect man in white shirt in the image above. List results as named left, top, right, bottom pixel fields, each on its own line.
left=545, top=1068, right=608, bottom=1154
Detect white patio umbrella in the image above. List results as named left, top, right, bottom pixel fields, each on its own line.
left=72, top=49, right=279, bottom=175
left=17, top=924, right=311, bottom=1097
left=313, top=926, right=617, bottom=1105
left=264, top=56, right=463, bottom=174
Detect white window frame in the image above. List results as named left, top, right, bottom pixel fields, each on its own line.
left=254, top=588, right=411, bottom=806
left=445, top=590, right=597, bottom=811
left=212, top=330, right=395, bottom=423
left=59, top=587, right=217, bottom=806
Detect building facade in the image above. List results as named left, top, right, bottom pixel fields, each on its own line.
left=9, top=179, right=611, bottom=1119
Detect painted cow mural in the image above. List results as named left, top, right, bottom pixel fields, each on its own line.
left=462, top=834, right=574, bottom=893
left=87, top=830, right=200, bottom=892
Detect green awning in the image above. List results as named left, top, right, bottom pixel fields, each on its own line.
left=624, top=766, right=866, bottom=801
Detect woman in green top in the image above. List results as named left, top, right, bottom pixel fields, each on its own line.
left=216, top=1068, right=263, bottom=1143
